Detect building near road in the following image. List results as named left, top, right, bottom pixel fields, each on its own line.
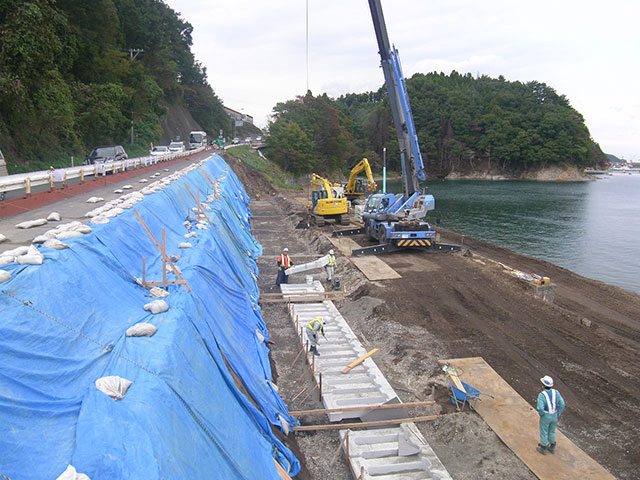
left=223, top=106, right=254, bottom=125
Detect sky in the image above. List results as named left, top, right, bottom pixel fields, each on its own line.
left=165, top=0, right=639, bottom=161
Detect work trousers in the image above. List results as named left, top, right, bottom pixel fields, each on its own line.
left=539, top=412, right=558, bottom=446
left=276, top=269, right=288, bottom=285
left=306, top=329, right=319, bottom=347
left=325, top=265, right=335, bottom=281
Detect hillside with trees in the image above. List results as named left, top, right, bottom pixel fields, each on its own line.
left=267, top=72, right=606, bottom=179
left=0, top=0, right=229, bottom=172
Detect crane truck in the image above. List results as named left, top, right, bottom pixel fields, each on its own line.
left=334, top=0, right=459, bottom=256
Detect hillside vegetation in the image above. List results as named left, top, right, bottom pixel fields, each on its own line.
left=0, top=0, right=228, bottom=172
left=267, top=72, right=606, bottom=179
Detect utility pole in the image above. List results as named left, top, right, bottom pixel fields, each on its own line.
left=128, top=48, right=143, bottom=61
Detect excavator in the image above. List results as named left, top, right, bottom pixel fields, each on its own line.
left=341, top=158, right=378, bottom=201
left=309, top=173, right=348, bottom=226
left=334, top=0, right=460, bottom=256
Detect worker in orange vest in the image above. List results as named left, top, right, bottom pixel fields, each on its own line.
left=276, top=247, right=293, bottom=285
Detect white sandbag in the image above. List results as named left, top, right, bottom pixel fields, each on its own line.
left=191, top=207, right=198, bottom=213
left=15, top=218, right=47, bottom=229
left=90, top=216, right=110, bottom=225
left=2, top=246, right=29, bottom=257
left=95, top=375, right=133, bottom=401
left=0, top=256, right=14, bottom=266
left=56, top=230, right=83, bottom=239
left=126, top=323, right=158, bottom=337
left=42, top=239, right=69, bottom=250
left=56, top=464, right=92, bottom=480
left=178, top=242, right=192, bottom=249
left=72, top=224, right=92, bottom=234
left=195, top=224, right=208, bottom=230
left=0, top=233, right=7, bottom=243
left=32, top=234, right=51, bottom=244
left=169, top=255, right=180, bottom=263
left=184, top=232, right=197, bottom=238
left=200, top=203, right=211, bottom=210
left=255, top=330, right=265, bottom=343
left=144, top=299, right=169, bottom=314
left=46, top=212, right=61, bottom=222
left=17, top=254, right=43, bottom=265
left=164, top=168, right=169, bottom=171
left=0, top=270, right=11, bottom=283
left=149, top=286, right=170, bottom=298
left=122, top=184, right=133, bottom=190
left=113, top=188, right=124, bottom=194
left=139, top=178, right=148, bottom=183
left=86, top=196, right=104, bottom=203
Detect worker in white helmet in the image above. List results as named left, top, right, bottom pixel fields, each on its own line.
left=276, top=247, right=293, bottom=285
left=325, top=249, right=336, bottom=284
left=536, top=375, right=566, bottom=455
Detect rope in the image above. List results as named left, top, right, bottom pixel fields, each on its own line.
left=76, top=244, right=138, bottom=283
left=1, top=290, right=157, bottom=377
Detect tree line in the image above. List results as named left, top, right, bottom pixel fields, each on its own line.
left=266, top=72, right=606, bottom=178
left=0, top=0, right=228, bottom=172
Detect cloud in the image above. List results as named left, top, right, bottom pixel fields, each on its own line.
left=166, top=0, right=639, bottom=158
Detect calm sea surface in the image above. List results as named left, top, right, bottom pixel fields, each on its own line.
left=387, top=175, right=640, bottom=294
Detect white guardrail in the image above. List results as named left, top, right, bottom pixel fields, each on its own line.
left=0, top=147, right=206, bottom=195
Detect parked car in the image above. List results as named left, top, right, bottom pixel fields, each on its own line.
left=232, top=137, right=239, bottom=144
left=84, top=145, right=127, bottom=165
left=149, top=146, right=170, bottom=156
left=168, top=141, right=185, bottom=153
left=255, top=136, right=262, bottom=142
left=244, top=136, right=252, bottom=143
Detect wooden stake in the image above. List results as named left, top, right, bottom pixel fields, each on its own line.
left=295, top=364, right=313, bottom=384
left=291, top=387, right=307, bottom=403
left=298, top=383, right=318, bottom=404
left=360, top=466, right=365, bottom=480
left=133, top=210, right=190, bottom=292
left=329, top=430, right=350, bottom=467
left=289, top=400, right=436, bottom=417
left=342, top=348, right=380, bottom=374
left=290, top=345, right=306, bottom=366
left=293, top=414, right=439, bottom=432
left=162, top=228, right=167, bottom=289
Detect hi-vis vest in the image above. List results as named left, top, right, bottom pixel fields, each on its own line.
left=542, top=389, right=558, bottom=414
left=279, top=254, right=291, bottom=269
left=327, top=255, right=336, bottom=266
left=308, top=316, right=323, bottom=332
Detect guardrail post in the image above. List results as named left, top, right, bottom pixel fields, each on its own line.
left=63, top=171, right=67, bottom=188
left=25, top=177, right=31, bottom=197
left=94, top=165, right=98, bottom=180
left=80, top=168, right=84, bottom=183
left=49, top=171, right=54, bottom=191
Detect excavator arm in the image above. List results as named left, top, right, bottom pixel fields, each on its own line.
left=344, top=158, right=378, bottom=196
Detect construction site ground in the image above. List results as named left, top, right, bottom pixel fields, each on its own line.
left=224, top=152, right=640, bottom=480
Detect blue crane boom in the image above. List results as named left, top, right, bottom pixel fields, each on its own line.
left=368, top=0, right=425, bottom=199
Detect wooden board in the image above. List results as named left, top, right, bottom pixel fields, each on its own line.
left=327, top=236, right=401, bottom=281
left=441, top=357, right=615, bottom=480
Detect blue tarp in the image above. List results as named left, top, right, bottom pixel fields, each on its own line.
left=0, top=154, right=300, bottom=479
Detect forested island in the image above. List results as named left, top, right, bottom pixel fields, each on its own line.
left=267, top=73, right=607, bottom=180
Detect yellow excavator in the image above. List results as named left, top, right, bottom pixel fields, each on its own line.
left=342, top=158, right=378, bottom=201
left=310, top=173, right=348, bottom=226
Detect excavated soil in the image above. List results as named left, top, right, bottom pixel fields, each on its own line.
left=231, top=157, right=639, bottom=480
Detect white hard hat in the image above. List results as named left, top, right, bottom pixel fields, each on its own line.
left=329, top=249, right=334, bottom=254
left=540, top=376, right=554, bottom=387
left=283, top=247, right=289, bottom=252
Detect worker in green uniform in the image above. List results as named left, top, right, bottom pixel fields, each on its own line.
left=536, top=375, right=565, bottom=454
left=306, top=316, right=326, bottom=356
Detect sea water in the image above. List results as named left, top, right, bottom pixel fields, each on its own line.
left=387, top=175, right=640, bottom=294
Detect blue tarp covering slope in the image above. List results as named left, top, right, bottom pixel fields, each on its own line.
left=0, top=154, right=299, bottom=479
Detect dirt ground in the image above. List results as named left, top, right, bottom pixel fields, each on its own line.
left=225, top=153, right=640, bottom=480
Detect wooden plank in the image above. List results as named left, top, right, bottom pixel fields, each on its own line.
left=341, top=348, right=379, bottom=374
left=293, top=415, right=438, bottom=432
left=442, top=357, right=615, bottom=480
left=327, top=235, right=401, bottom=281
left=273, top=458, right=293, bottom=480
left=289, top=400, right=435, bottom=416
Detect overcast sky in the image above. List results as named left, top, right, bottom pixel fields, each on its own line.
left=166, top=0, right=639, bottom=160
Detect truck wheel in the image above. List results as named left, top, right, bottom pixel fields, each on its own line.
left=365, top=223, right=374, bottom=241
